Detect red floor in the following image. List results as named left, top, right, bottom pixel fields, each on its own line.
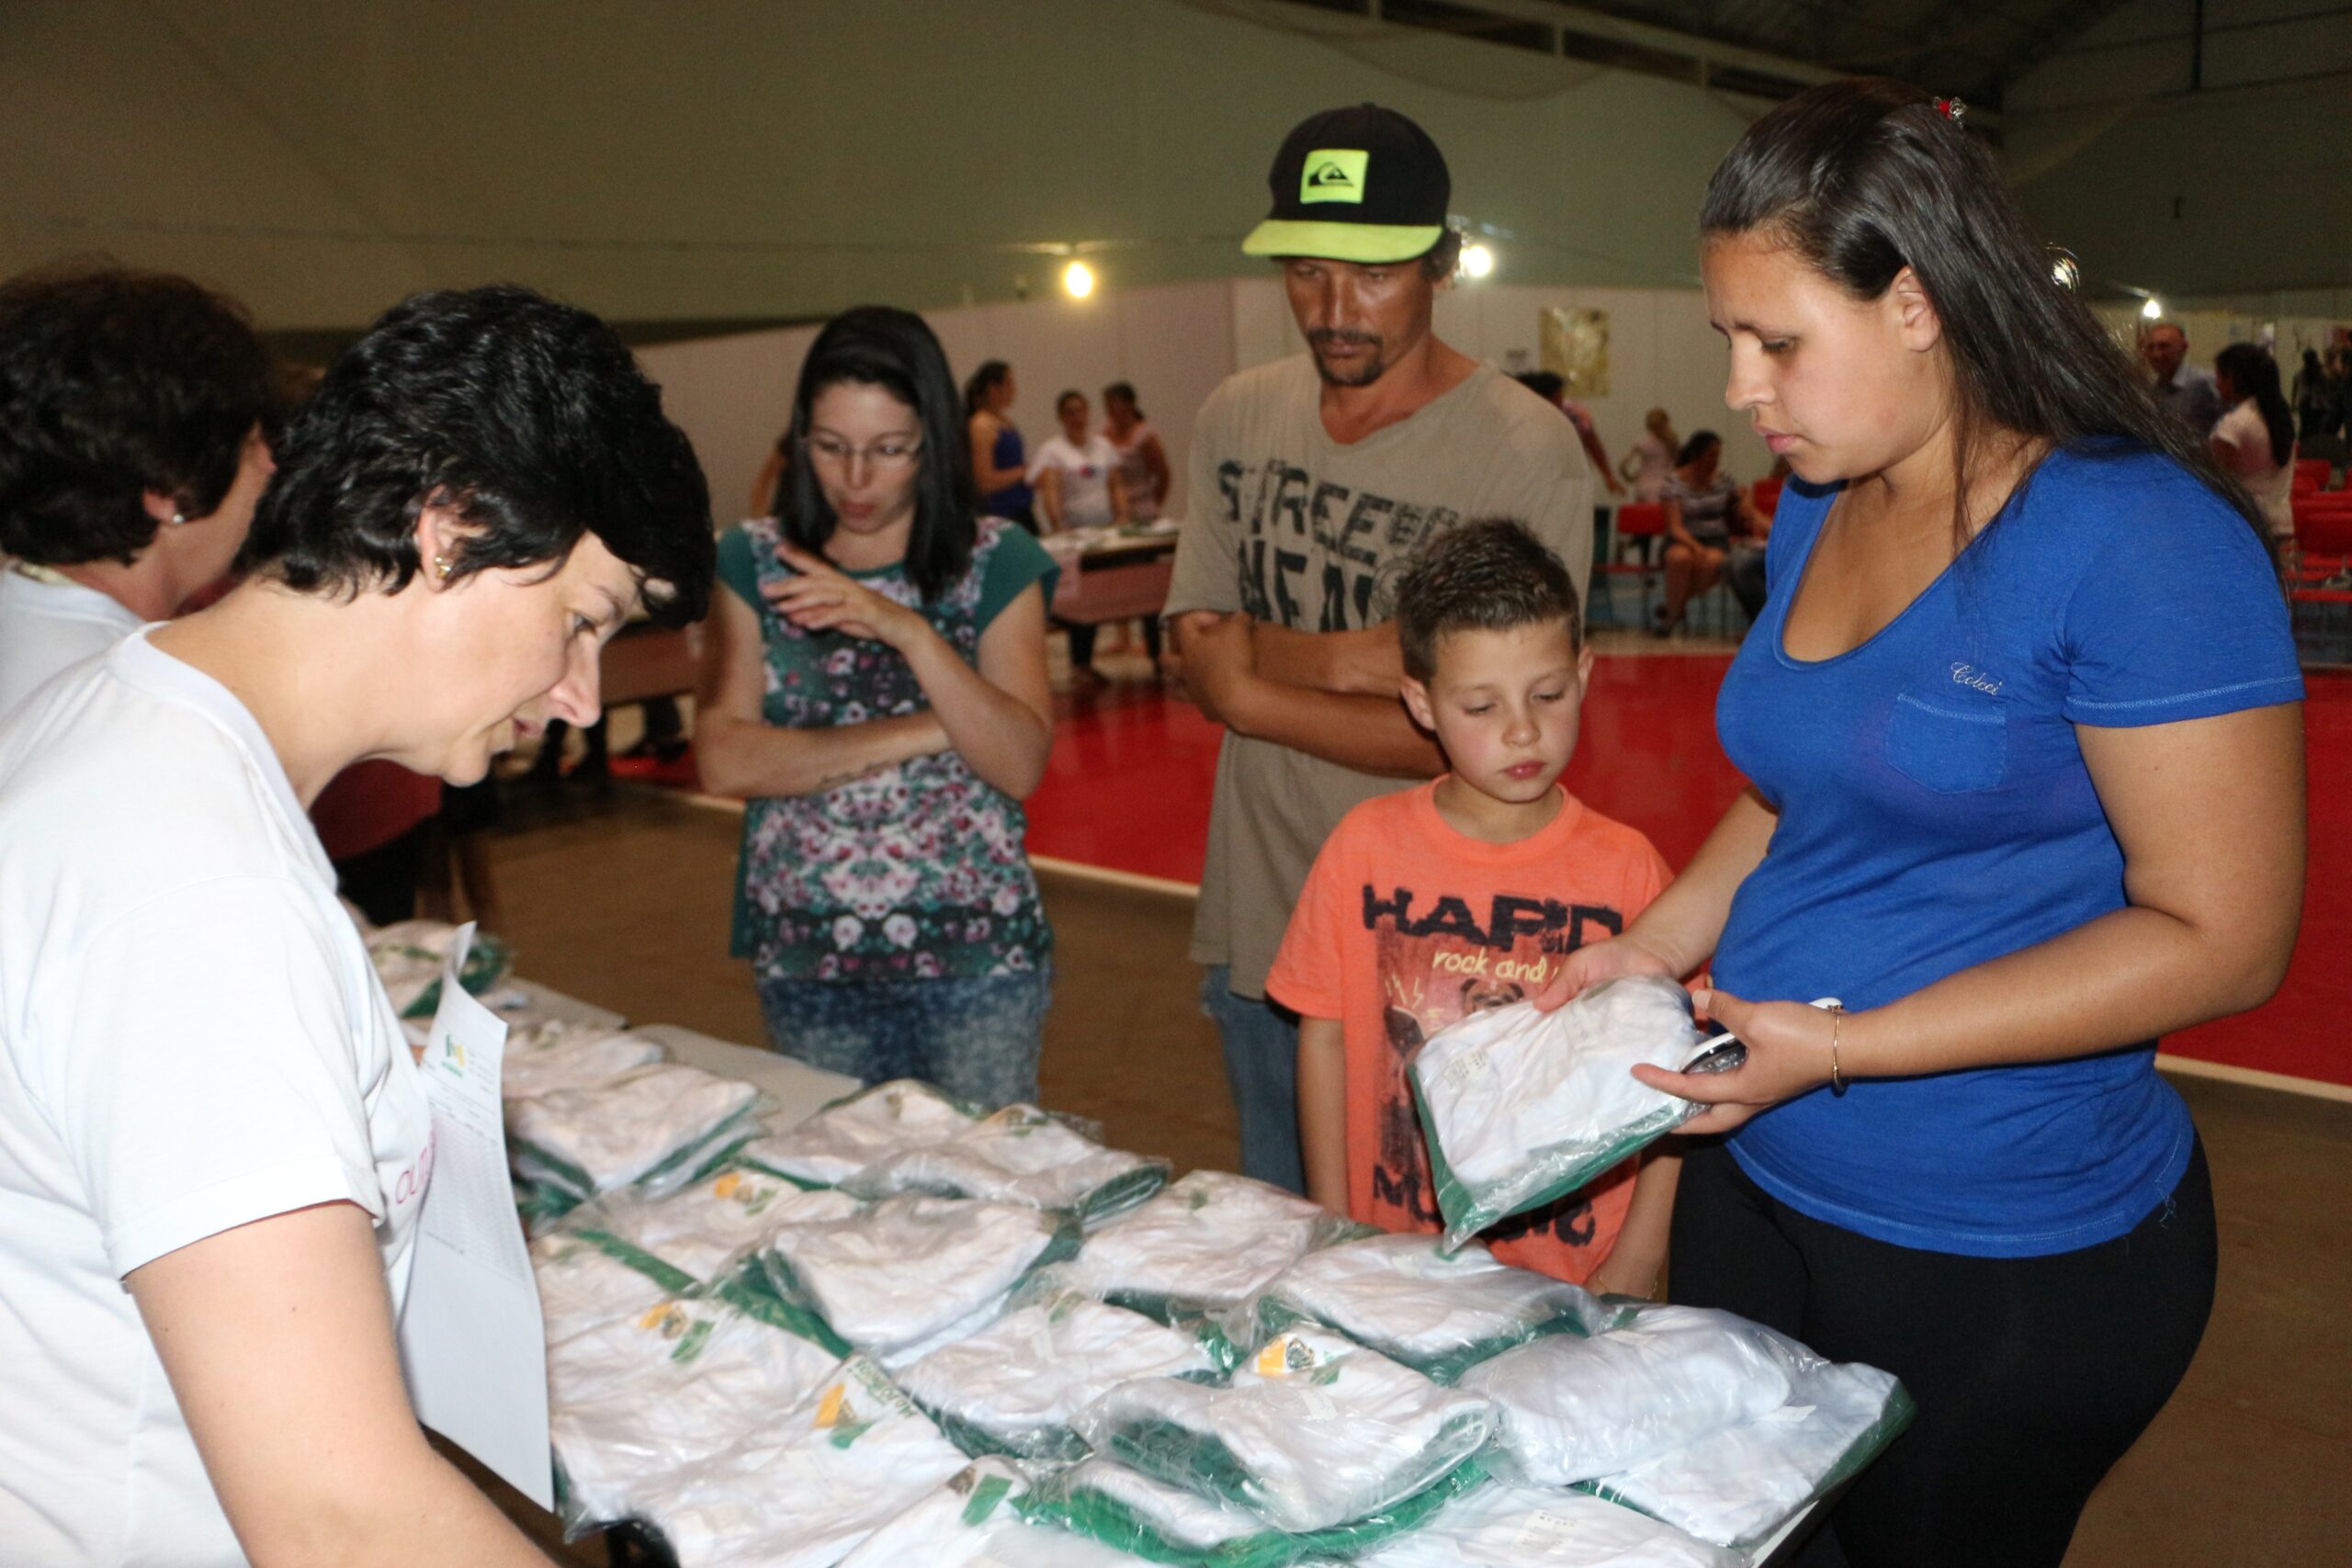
left=1028, top=660, right=2352, bottom=1089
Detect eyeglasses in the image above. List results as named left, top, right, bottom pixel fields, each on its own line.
left=806, top=434, right=923, bottom=471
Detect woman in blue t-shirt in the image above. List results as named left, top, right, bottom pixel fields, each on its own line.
left=1550, top=82, right=2303, bottom=1567
left=697, top=308, right=1059, bottom=1106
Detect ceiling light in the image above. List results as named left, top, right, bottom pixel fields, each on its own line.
left=1063, top=260, right=1095, bottom=299
left=1461, top=243, right=1495, bottom=279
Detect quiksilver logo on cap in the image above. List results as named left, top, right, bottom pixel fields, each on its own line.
left=1300, top=147, right=1369, bottom=205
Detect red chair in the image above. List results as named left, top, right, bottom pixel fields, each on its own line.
left=2299, top=511, right=2352, bottom=557
left=1749, top=478, right=1784, bottom=521
left=1597, top=502, right=1668, bottom=626
left=2294, top=457, right=2333, bottom=494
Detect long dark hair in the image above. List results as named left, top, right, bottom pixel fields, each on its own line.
left=779, top=306, right=975, bottom=604
left=2216, top=344, right=2294, bottom=468
left=963, top=359, right=1011, bottom=420
left=1698, top=77, right=2266, bottom=546
left=1675, top=430, right=1722, bottom=468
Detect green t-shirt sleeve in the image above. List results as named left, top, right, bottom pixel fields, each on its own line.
left=975, top=525, right=1059, bottom=629
left=715, top=524, right=763, bottom=610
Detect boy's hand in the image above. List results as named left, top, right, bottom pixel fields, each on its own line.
left=1533, top=932, right=1680, bottom=1012
left=1629, top=987, right=1838, bottom=1134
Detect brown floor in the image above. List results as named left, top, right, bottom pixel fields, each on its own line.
left=476, top=784, right=2350, bottom=1566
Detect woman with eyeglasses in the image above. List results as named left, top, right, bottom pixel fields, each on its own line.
left=696, top=307, right=1059, bottom=1106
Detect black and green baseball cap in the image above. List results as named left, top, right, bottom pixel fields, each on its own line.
left=1242, top=103, right=1451, bottom=264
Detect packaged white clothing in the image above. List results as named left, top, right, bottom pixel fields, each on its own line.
left=737, top=1077, right=979, bottom=1187
left=1031, top=1452, right=1487, bottom=1568
left=366, top=917, right=514, bottom=1019
left=759, top=1192, right=1078, bottom=1358
left=502, top=1021, right=666, bottom=1102
left=1354, top=1481, right=1739, bottom=1568
left=844, top=1102, right=1170, bottom=1223
left=1057, top=1170, right=1366, bottom=1357
left=1028, top=1458, right=1303, bottom=1567
left=533, top=1230, right=675, bottom=1348
left=1257, top=1233, right=1616, bottom=1384
left=0, top=632, right=433, bottom=1568
left=838, top=1456, right=1159, bottom=1567
left=508, top=1062, right=760, bottom=1199
left=1589, top=1357, right=1914, bottom=1551
left=1070, top=1327, right=1494, bottom=1535
left=897, top=1290, right=1219, bottom=1460
left=625, top=1356, right=968, bottom=1568
left=549, top=1293, right=844, bottom=1528
left=564, top=1171, right=862, bottom=1287
left=1462, top=1303, right=1800, bottom=1484
left=1408, top=976, right=1710, bottom=1249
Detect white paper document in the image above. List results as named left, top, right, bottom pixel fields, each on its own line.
left=396, top=924, right=554, bottom=1507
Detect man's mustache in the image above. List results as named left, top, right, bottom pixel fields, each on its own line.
left=1306, top=329, right=1382, bottom=350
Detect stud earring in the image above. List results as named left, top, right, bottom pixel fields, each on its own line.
left=169, top=512, right=187, bottom=525
left=434, top=553, right=455, bottom=580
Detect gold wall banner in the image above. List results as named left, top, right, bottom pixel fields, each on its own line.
left=1540, top=306, right=1610, bottom=397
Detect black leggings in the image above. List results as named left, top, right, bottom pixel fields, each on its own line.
left=1670, top=1136, right=2215, bottom=1568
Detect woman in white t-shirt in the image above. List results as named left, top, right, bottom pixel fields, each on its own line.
left=0, top=265, right=279, bottom=719
left=1616, top=406, right=1680, bottom=502
left=1029, top=389, right=1130, bottom=682
left=0, top=286, right=715, bottom=1568
left=2210, top=343, right=2297, bottom=540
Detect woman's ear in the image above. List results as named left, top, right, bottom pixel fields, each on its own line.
left=1889, top=265, right=1944, bottom=355
left=412, top=502, right=479, bottom=590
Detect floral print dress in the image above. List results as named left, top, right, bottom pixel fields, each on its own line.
left=718, top=514, right=1058, bottom=983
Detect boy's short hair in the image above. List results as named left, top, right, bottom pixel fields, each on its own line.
left=1395, top=518, right=1581, bottom=681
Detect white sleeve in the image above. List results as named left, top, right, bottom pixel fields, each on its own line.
left=27, top=876, right=391, bottom=1277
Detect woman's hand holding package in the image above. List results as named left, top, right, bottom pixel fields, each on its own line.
left=1630, top=988, right=1838, bottom=1135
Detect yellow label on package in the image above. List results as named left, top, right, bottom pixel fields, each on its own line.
left=712, top=1170, right=741, bottom=1200
left=814, top=1382, right=847, bottom=1429
left=1254, top=1334, right=1319, bottom=1379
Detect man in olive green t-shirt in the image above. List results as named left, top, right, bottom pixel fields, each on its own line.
left=1163, top=104, right=1593, bottom=1192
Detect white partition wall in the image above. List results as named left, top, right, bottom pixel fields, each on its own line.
left=638, top=276, right=1756, bottom=534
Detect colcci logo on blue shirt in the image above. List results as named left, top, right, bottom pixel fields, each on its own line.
left=1951, top=662, right=2004, bottom=694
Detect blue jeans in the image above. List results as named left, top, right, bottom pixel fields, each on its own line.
left=756, top=971, right=1050, bottom=1109
left=1200, top=965, right=1304, bottom=1194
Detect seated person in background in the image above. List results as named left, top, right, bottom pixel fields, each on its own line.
left=1657, top=429, right=1766, bottom=636
left=1030, top=389, right=1129, bottom=683
left=1267, top=519, right=1679, bottom=1293
left=0, top=265, right=277, bottom=717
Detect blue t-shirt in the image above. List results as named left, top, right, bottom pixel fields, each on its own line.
left=1713, top=443, right=2301, bottom=1258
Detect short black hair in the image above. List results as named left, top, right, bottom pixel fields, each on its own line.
left=779, top=306, right=975, bottom=604
left=1396, top=518, right=1581, bottom=681
left=0, top=265, right=274, bottom=566
left=237, top=285, right=713, bottom=626
left=1675, top=429, right=1723, bottom=467
left=1513, top=369, right=1565, bottom=402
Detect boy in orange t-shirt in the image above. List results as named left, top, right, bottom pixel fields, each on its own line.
left=1266, top=520, right=1679, bottom=1293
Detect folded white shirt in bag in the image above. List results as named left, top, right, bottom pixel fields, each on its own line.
left=897, top=1291, right=1217, bottom=1459
left=1071, top=1327, right=1493, bottom=1534
left=1462, top=1303, right=1797, bottom=1483
left=568, top=1173, right=861, bottom=1286
left=1259, top=1233, right=1612, bottom=1382
left=625, top=1355, right=969, bottom=1568
left=837, top=1456, right=1159, bottom=1567
left=1408, top=976, right=1710, bottom=1248
left=845, top=1103, right=1168, bottom=1222
left=761, top=1193, right=1070, bottom=1357
left=549, top=1296, right=843, bottom=1529
left=1354, top=1481, right=1740, bottom=1567
left=533, top=1230, right=674, bottom=1348
left=508, top=1062, right=759, bottom=1197
left=736, top=1077, right=978, bottom=1187
left=501, top=1021, right=666, bottom=1102
left=1060, top=1169, right=1352, bottom=1323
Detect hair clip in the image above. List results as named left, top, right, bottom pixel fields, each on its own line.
left=1934, top=96, right=1966, bottom=128
left=2046, top=246, right=2083, bottom=291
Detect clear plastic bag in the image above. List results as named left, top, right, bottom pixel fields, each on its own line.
left=1461, top=1303, right=1801, bottom=1484
left=896, top=1289, right=1220, bottom=1461
left=1254, top=1233, right=1619, bottom=1384
left=548, top=1293, right=844, bottom=1535
left=1408, top=976, right=1713, bottom=1249
left=1069, top=1327, right=1494, bottom=1535
left=552, top=1172, right=862, bottom=1288
left=842, top=1103, right=1170, bottom=1224
left=757, top=1192, right=1080, bottom=1360
left=837, top=1456, right=1159, bottom=1566
left=506, top=1062, right=761, bottom=1201
left=620, top=1355, right=970, bottom=1568
left=1583, top=1352, right=1915, bottom=1551
left=1351, top=1480, right=1740, bottom=1567
left=366, top=919, right=513, bottom=1019
left=1054, top=1170, right=1374, bottom=1366
left=733, top=1077, right=980, bottom=1187
left=500, top=1020, right=665, bottom=1102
